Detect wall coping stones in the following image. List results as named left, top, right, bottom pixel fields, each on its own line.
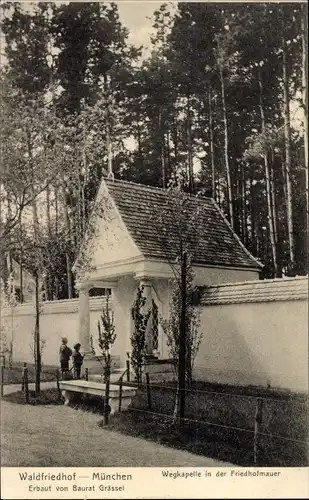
left=199, top=276, right=308, bottom=305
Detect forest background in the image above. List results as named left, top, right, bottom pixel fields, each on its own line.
left=0, top=1, right=308, bottom=301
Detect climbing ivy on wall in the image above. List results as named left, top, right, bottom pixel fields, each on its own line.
left=130, top=286, right=151, bottom=386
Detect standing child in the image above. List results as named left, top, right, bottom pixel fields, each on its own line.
left=59, top=337, right=72, bottom=380
left=72, top=343, right=84, bottom=380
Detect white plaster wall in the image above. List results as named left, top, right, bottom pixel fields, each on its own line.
left=2, top=282, right=307, bottom=393
left=1, top=298, right=108, bottom=367
left=0, top=278, right=167, bottom=369
left=150, top=273, right=260, bottom=360
left=112, top=275, right=137, bottom=366
left=136, top=260, right=259, bottom=285
left=195, top=299, right=308, bottom=392
left=78, top=186, right=142, bottom=280
left=192, top=266, right=259, bottom=286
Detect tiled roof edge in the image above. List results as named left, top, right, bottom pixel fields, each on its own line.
left=199, top=276, right=308, bottom=305
left=106, top=178, right=263, bottom=270
left=104, top=179, right=145, bottom=257
left=72, top=178, right=107, bottom=271
left=201, top=294, right=308, bottom=305
left=141, top=252, right=263, bottom=270
left=200, top=275, right=308, bottom=289
left=105, top=177, right=167, bottom=194
left=210, top=198, right=264, bottom=270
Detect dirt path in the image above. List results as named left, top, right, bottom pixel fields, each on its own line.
left=1, top=392, right=232, bottom=467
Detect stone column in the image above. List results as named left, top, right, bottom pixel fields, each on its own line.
left=78, top=284, right=91, bottom=354
left=140, top=279, right=154, bottom=357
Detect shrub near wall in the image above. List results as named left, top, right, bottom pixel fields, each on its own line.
left=127, top=381, right=308, bottom=467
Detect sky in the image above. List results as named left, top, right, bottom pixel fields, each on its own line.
left=116, top=1, right=176, bottom=52
left=0, top=1, right=176, bottom=62
left=1, top=1, right=304, bottom=146
left=1, top=1, right=304, bottom=229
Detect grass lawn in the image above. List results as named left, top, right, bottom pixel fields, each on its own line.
left=106, top=409, right=308, bottom=467
left=72, top=379, right=308, bottom=467
left=3, top=388, right=62, bottom=405
left=1, top=390, right=225, bottom=467
left=120, top=381, right=308, bottom=467
left=1, top=363, right=57, bottom=385
left=3, top=385, right=306, bottom=467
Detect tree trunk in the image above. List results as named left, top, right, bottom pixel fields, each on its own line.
left=280, top=153, right=288, bottom=208
left=301, top=6, right=309, bottom=222
left=178, top=251, right=187, bottom=423
left=258, top=69, right=278, bottom=275
left=54, top=275, right=59, bottom=301
left=34, top=272, right=41, bottom=395
left=26, top=129, right=39, bottom=240
left=186, top=342, right=193, bottom=388
left=26, top=128, right=41, bottom=339
left=208, top=88, right=216, bottom=200
left=282, top=36, right=295, bottom=269
left=219, top=68, right=234, bottom=228
left=173, top=121, right=178, bottom=175
left=166, top=128, right=172, bottom=181
left=60, top=175, right=73, bottom=299
left=172, top=384, right=180, bottom=424
left=46, top=184, right=51, bottom=236
left=106, top=122, right=113, bottom=179
left=265, top=159, right=277, bottom=276
left=159, top=109, right=166, bottom=189
left=19, top=260, right=23, bottom=303
left=81, top=184, right=86, bottom=236
left=45, top=185, right=52, bottom=300
left=161, top=144, right=166, bottom=189
left=54, top=183, right=59, bottom=235
left=270, top=153, right=278, bottom=248
left=82, top=124, right=87, bottom=235
left=76, top=176, right=82, bottom=242
left=187, top=97, right=194, bottom=193
left=242, top=164, right=248, bottom=245
left=19, top=214, right=24, bottom=303
left=104, top=368, right=110, bottom=426
left=65, top=251, right=73, bottom=299
left=104, top=74, right=114, bottom=180
left=270, top=158, right=281, bottom=277
left=217, top=179, right=222, bottom=209
left=250, top=175, right=257, bottom=255
left=234, top=164, right=241, bottom=236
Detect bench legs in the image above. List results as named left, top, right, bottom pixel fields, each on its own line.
left=61, top=392, right=132, bottom=414
left=62, top=390, right=71, bottom=406
left=108, top=400, right=116, bottom=416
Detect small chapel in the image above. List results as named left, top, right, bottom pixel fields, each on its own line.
left=72, top=177, right=262, bottom=373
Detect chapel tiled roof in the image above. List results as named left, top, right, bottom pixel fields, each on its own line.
left=105, top=179, right=262, bottom=270
left=199, top=276, right=308, bottom=305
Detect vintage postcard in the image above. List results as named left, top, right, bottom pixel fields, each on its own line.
left=0, top=0, right=308, bottom=498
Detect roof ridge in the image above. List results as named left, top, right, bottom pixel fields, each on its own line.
left=104, top=177, right=168, bottom=194
left=104, top=177, right=214, bottom=203
left=200, top=275, right=308, bottom=289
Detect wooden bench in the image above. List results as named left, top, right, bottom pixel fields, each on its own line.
left=59, top=379, right=136, bottom=414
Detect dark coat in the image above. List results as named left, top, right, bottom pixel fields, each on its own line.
left=59, top=345, right=72, bottom=362
left=72, top=350, right=84, bottom=366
